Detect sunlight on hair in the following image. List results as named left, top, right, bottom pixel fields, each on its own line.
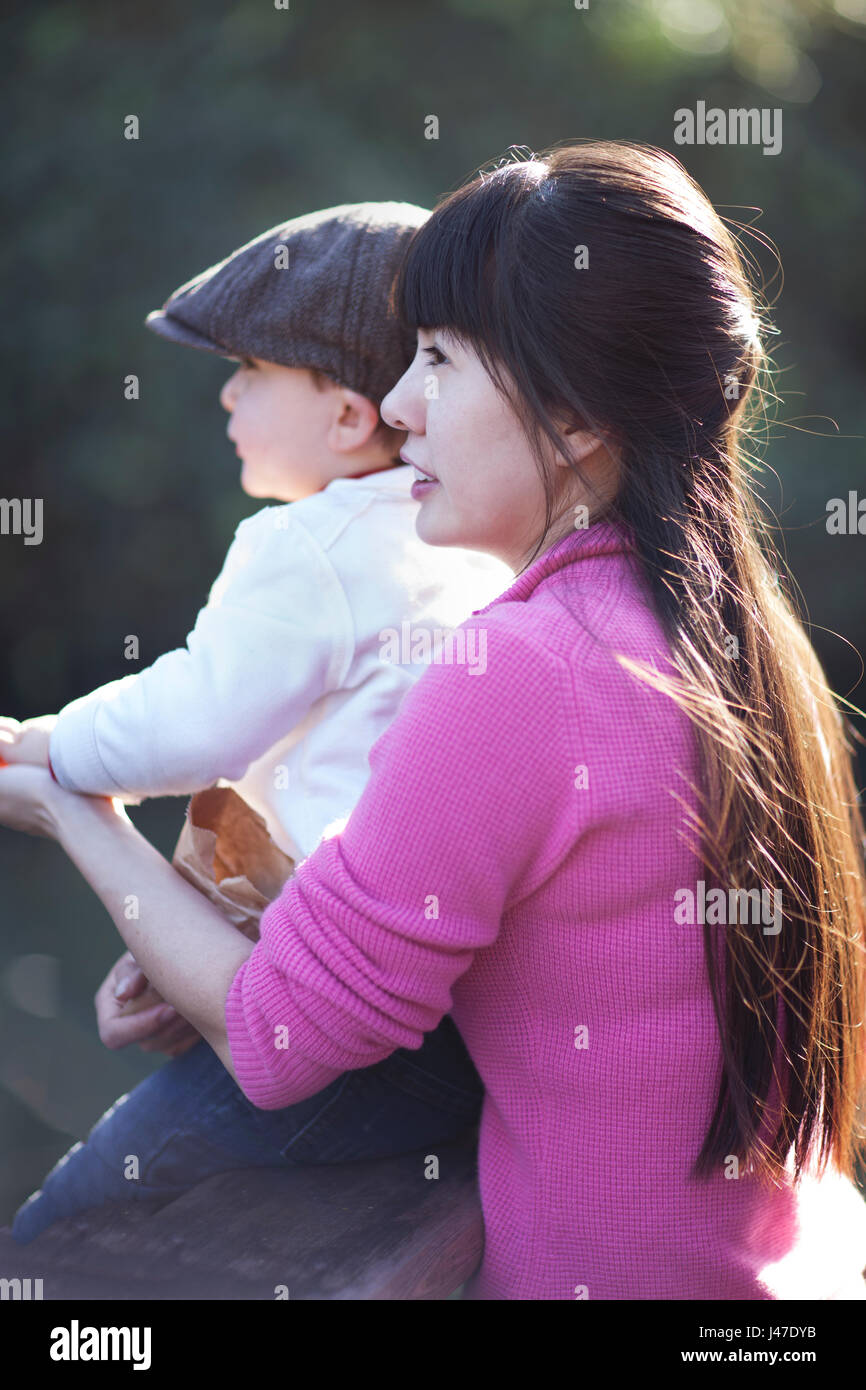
left=733, top=298, right=762, bottom=348
left=479, top=146, right=547, bottom=184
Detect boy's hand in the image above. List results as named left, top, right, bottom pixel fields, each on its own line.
left=0, top=714, right=58, bottom=767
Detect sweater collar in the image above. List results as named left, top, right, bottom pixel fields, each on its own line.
left=471, top=517, right=635, bottom=617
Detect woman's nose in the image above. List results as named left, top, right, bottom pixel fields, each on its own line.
left=381, top=367, right=420, bottom=435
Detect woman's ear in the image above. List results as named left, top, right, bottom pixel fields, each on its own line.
left=566, top=429, right=604, bottom=465
left=546, top=402, right=608, bottom=469
left=551, top=421, right=621, bottom=510
left=552, top=427, right=605, bottom=469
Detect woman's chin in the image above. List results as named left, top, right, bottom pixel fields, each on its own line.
left=415, top=497, right=458, bottom=547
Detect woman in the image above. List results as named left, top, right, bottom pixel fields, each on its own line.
left=2, top=141, right=865, bottom=1299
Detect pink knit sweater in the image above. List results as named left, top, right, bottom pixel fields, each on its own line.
left=225, top=520, right=866, bottom=1300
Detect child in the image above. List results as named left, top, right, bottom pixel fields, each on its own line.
left=2, top=201, right=511, bottom=857
left=5, top=202, right=509, bottom=1243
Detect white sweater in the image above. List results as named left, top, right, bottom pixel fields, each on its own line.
left=49, top=464, right=512, bottom=860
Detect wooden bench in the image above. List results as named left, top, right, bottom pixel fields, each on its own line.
left=0, top=1127, right=483, bottom=1300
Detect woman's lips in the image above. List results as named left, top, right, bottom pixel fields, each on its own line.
left=410, top=475, right=439, bottom=500
left=400, top=448, right=436, bottom=477
left=408, top=463, right=440, bottom=499
left=400, top=449, right=439, bottom=498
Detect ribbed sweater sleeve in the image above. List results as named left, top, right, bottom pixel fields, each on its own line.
left=224, top=619, right=583, bottom=1108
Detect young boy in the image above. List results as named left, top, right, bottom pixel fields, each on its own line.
left=5, top=202, right=508, bottom=1243
left=2, top=202, right=510, bottom=860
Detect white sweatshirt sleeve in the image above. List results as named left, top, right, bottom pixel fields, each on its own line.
left=48, top=507, right=354, bottom=798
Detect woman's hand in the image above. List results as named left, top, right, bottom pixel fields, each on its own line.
left=0, top=714, right=57, bottom=767
left=95, top=950, right=202, bottom=1057
left=0, top=754, right=252, bottom=1079
left=0, top=759, right=67, bottom=838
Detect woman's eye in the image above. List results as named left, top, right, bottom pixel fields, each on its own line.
left=423, top=345, right=447, bottom=366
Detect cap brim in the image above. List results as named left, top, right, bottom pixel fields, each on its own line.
left=144, top=310, right=239, bottom=359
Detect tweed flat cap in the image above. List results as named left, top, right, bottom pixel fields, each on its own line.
left=145, top=201, right=429, bottom=403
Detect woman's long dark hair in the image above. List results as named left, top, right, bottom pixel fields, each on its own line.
left=392, top=141, right=866, bottom=1185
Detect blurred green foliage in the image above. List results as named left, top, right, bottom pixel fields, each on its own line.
left=1, top=0, right=864, bottom=1219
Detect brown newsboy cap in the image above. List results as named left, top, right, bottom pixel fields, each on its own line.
left=145, top=201, right=429, bottom=404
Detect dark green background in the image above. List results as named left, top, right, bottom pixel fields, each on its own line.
left=1, top=0, right=864, bottom=1222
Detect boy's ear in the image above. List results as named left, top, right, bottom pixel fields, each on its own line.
left=326, top=386, right=383, bottom=453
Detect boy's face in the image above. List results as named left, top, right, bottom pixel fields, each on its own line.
left=220, top=357, right=380, bottom=501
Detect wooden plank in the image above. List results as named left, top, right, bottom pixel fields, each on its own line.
left=0, top=1130, right=483, bottom=1300
left=0, top=1231, right=243, bottom=1300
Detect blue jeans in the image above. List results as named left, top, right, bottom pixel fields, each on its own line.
left=11, top=1014, right=484, bottom=1245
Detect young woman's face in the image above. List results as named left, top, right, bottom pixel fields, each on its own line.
left=381, top=328, right=578, bottom=571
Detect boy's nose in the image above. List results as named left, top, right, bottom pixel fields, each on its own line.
left=219, top=370, right=242, bottom=412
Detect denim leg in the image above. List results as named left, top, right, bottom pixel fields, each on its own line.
left=277, top=1011, right=484, bottom=1164
left=11, top=1013, right=483, bottom=1245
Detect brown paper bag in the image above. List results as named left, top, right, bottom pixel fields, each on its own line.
left=118, top=786, right=295, bottom=1015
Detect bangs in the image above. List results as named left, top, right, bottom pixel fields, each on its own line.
left=391, top=161, right=547, bottom=385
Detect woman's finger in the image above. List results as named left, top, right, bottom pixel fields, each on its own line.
left=112, top=966, right=149, bottom=1002
left=95, top=955, right=149, bottom=1016
left=98, top=1000, right=173, bottom=1050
